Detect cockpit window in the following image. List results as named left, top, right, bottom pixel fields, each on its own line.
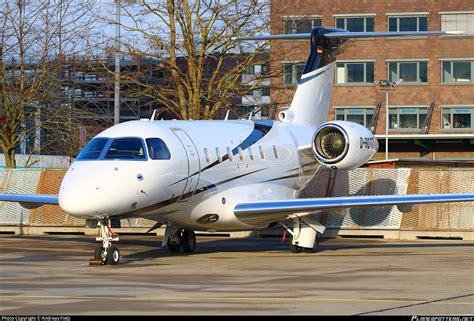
left=146, top=138, right=171, bottom=160
left=77, top=138, right=108, bottom=160
left=104, top=138, right=146, bottom=160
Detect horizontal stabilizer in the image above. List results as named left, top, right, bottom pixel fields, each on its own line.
left=234, top=30, right=463, bottom=41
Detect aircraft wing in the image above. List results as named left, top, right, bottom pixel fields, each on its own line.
left=0, top=193, right=58, bottom=209
left=234, top=193, right=474, bottom=226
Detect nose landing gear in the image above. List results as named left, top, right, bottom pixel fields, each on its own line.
left=92, top=218, right=120, bottom=265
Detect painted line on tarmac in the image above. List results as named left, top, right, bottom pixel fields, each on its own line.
left=2, top=295, right=473, bottom=305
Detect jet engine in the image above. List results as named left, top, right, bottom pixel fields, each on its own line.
left=312, top=121, right=378, bottom=170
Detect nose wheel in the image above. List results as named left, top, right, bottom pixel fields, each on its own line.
left=92, top=218, right=120, bottom=265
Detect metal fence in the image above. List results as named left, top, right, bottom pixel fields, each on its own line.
left=0, top=167, right=472, bottom=235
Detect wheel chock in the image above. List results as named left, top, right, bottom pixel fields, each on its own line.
left=89, top=258, right=104, bottom=266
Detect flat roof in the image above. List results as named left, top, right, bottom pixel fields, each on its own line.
left=366, top=158, right=474, bottom=168
left=375, top=134, right=474, bottom=140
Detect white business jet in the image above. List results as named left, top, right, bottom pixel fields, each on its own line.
left=1, top=27, right=472, bottom=265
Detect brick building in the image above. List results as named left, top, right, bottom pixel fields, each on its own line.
left=270, top=0, right=474, bottom=160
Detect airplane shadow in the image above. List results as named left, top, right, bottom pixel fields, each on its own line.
left=120, top=236, right=474, bottom=265
left=3, top=234, right=472, bottom=265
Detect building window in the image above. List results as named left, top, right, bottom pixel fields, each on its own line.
left=336, top=62, right=374, bottom=84
left=335, top=16, right=374, bottom=32
left=335, top=108, right=374, bottom=128
left=283, top=62, right=305, bottom=85
left=389, top=107, right=428, bottom=130
left=441, top=13, right=474, bottom=34
left=388, top=61, right=428, bottom=84
left=388, top=15, right=428, bottom=32
left=442, top=61, right=474, bottom=84
left=442, top=107, right=473, bottom=130
left=283, top=17, right=322, bottom=34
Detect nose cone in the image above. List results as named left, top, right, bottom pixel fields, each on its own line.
left=59, top=166, right=105, bottom=217
left=59, top=162, right=139, bottom=218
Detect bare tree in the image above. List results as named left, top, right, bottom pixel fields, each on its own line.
left=0, top=0, right=96, bottom=168
left=110, top=0, right=272, bottom=120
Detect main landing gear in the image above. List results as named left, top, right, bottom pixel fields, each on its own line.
left=280, top=215, right=326, bottom=254
left=163, top=224, right=196, bottom=254
left=93, top=218, right=120, bottom=265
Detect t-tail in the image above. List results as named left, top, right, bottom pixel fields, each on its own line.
left=235, top=27, right=463, bottom=127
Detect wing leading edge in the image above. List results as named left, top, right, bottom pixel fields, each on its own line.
left=234, top=193, right=474, bottom=226
left=0, top=193, right=58, bottom=209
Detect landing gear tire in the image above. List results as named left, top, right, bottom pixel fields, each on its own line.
left=94, top=246, right=105, bottom=260
left=167, top=240, right=182, bottom=253
left=289, top=236, right=303, bottom=253
left=106, top=246, right=120, bottom=265
left=181, top=230, right=196, bottom=253
left=290, top=243, right=302, bottom=253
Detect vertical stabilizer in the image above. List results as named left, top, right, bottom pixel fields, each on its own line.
left=285, top=62, right=335, bottom=127
left=279, top=27, right=346, bottom=127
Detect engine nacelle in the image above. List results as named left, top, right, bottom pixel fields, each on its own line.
left=312, top=121, right=378, bottom=170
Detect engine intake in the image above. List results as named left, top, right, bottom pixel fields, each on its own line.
left=313, top=121, right=378, bottom=170
left=314, top=125, right=349, bottom=164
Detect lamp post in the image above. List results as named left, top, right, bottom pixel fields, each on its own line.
left=375, top=79, right=402, bottom=160
left=114, top=0, right=121, bottom=125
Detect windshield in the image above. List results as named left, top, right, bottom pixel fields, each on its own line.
left=146, top=138, right=171, bottom=160
left=104, top=138, right=146, bottom=160
left=76, top=138, right=108, bottom=160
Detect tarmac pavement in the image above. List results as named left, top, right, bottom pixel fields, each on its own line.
left=0, top=235, right=473, bottom=315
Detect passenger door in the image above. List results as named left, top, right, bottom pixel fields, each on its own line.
left=171, top=128, right=201, bottom=201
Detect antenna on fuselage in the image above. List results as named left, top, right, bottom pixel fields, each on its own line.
left=150, top=109, right=157, bottom=122
left=224, top=110, right=230, bottom=122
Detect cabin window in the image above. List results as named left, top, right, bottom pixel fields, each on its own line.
left=227, top=147, right=234, bottom=161
left=77, top=138, right=108, bottom=160
left=146, top=138, right=171, bottom=160
left=104, top=138, right=146, bottom=160
left=259, top=146, right=265, bottom=159
left=204, top=148, right=211, bottom=163
left=216, top=147, right=223, bottom=162
left=273, top=145, right=279, bottom=159
left=248, top=146, right=255, bottom=160
left=238, top=147, right=244, bottom=161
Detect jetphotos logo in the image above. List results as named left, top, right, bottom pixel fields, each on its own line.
left=412, top=317, right=474, bottom=321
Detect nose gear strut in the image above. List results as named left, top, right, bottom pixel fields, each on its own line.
left=92, top=218, right=120, bottom=265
